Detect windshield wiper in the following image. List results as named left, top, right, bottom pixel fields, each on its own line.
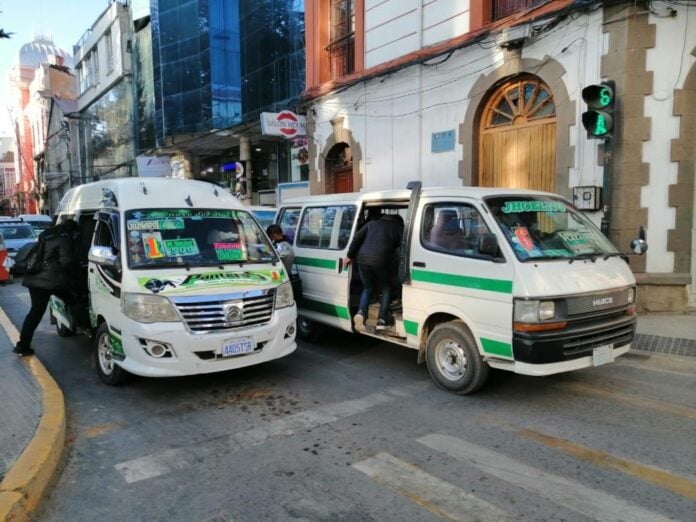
left=568, top=252, right=603, bottom=264
left=135, top=261, right=192, bottom=271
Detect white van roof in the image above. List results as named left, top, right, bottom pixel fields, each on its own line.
left=282, top=186, right=561, bottom=205
left=58, top=178, right=246, bottom=214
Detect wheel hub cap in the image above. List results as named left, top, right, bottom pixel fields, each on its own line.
left=436, top=340, right=468, bottom=381
left=98, top=334, right=114, bottom=375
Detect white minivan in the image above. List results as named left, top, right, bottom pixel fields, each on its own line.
left=51, top=178, right=297, bottom=384
left=279, top=182, right=646, bottom=394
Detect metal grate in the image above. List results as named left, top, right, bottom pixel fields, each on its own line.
left=563, top=323, right=634, bottom=358
left=493, top=0, right=544, bottom=20
left=172, top=289, right=275, bottom=334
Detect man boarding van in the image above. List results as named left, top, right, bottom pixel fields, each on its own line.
left=51, top=178, right=297, bottom=385
left=280, top=182, right=646, bottom=395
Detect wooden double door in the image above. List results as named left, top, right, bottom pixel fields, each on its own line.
left=479, top=77, right=556, bottom=193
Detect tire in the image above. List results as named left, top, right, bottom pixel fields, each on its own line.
left=94, top=322, right=131, bottom=385
left=297, top=316, right=325, bottom=342
left=425, top=320, right=489, bottom=395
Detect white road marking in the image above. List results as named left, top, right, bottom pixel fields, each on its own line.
left=115, top=382, right=428, bottom=483
left=353, top=452, right=512, bottom=521
left=418, top=433, right=672, bottom=522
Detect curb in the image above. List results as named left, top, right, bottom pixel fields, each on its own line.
left=0, top=309, right=66, bottom=522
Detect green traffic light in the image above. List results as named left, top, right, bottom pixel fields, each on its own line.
left=594, top=114, right=608, bottom=136
left=599, top=88, right=611, bottom=108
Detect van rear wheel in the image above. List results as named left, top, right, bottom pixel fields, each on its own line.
left=425, top=320, right=489, bottom=395
left=297, top=316, right=325, bottom=342
left=94, top=322, right=131, bottom=385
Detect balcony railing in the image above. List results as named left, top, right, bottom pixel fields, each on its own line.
left=493, top=0, right=544, bottom=21
left=326, top=33, right=355, bottom=80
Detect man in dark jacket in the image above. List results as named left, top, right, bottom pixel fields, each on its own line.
left=13, top=220, right=79, bottom=356
left=345, top=212, right=403, bottom=331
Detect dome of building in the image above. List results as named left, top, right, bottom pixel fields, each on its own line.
left=19, top=36, right=73, bottom=69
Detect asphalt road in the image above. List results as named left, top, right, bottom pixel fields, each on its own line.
left=1, top=284, right=694, bottom=522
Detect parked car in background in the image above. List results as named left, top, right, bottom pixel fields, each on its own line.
left=0, top=221, right=38, bottom=260
left=19, top=213, right=53, bottom=232
left=250, top=206, right=277, bottom=229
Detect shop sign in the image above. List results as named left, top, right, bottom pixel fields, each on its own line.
left=260, top=111, right=307, bottom=138
left=431, top=129, right=455, bottom=153
left=136, top=155, right=172, bottom=177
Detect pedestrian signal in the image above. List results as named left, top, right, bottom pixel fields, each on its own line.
left=581, top=81, right=615, bottom=139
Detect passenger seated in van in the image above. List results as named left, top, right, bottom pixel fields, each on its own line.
left=430, top=210, right=467, bottom=251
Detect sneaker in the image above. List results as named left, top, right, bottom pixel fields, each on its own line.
left=353, top=312, right=366, bottom=332
left=376, top=319, right=388, bottom=331
left=13, top=344, right=35, bottom=357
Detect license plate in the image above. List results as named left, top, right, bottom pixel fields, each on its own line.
left=592, top=344, right=615, bottom=366
left=220, top=337, right=255, bottom=357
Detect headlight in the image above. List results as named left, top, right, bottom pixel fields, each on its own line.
left=514, top=299, right=556, bottom=323
left=627, top=287, right=635, bottom=304
left=275, top=281, right=294, bottom=309
left=123, top=293, right=179, bottom=323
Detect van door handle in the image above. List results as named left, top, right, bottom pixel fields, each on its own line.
left=337, top=257, right=344, bottom=274
left=413, top=261, right=426, bottom=268
left=89, top=268, right=94, bottom=273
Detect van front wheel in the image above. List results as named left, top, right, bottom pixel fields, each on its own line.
left=297, top=316, right=325, bottom=342
left=425, top=320, right=489, bottom=395
left=94, top=322, right=131, bottom=385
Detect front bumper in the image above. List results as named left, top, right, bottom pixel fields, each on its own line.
left=114, top=306, right=297, bottom=377
left=512, top=313, right=635, bottom=364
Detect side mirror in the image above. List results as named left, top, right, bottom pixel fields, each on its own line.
left=88, top=246, right=121, bottom=270
left=630, top=238, right=648, bottom=255
left=478, top=233, right=499, bottom=257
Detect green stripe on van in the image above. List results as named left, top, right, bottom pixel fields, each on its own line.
left=299, top=297, right=350, bottom=320
left=295, top=257, right=337, bottom=270
left=411, top=269, right=512, bottom=294
left=404, top=320, right=418, bottom=336
left=480, top=338, right=513, bottom=358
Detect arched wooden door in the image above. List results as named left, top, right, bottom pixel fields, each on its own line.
left=478, top=77, right=556, bottom=192
left=326, top=143, right=354, bottom=193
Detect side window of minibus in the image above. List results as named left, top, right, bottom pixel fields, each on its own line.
left=93, top=219, right=121, bottom=280
left=422, top=203, right=492, bottom=258
left=278, top=207, right=301, bottom=244
left=296, top=206, right=356, bottom=250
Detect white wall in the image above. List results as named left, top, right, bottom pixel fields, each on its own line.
left=314, top=8, right=605, bottom=204
left=364, top=0, right=471, bottom=68
left=644, top=3, right=696, bottom=276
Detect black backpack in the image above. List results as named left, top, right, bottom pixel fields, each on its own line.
left=11, top=238, right=45, bottom=276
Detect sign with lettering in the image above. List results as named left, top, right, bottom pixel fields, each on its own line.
left=431, top=130, right=455, bottom=153
left=260, top=111, right=307, bottom=138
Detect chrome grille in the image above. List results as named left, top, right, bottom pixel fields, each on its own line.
left=172, top=289, right=275, bottom=333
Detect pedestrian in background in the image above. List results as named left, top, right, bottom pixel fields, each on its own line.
left=266, top=224, right=295, bottom=273
left=345, top=212, right=403, bottom=331
left=14, top=220, right=79, bottom=356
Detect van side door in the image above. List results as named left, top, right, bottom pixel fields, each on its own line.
left=403, top=198, right=515, bottom=360
left=89, top=212, right=122, bottom=325
left=293, top=203, right=358, bottom=331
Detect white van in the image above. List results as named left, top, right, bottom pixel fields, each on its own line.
left=280, top=182, right=646, bottom=395
left=51, top=178, right=297, bottom=385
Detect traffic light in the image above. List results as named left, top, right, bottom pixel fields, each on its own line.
left=581, top=81, right=615, bottom=139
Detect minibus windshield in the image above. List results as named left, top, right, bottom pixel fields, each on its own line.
left=485, top=196, right=618, bottom=261
left=125, top=208, right=278, bottom=269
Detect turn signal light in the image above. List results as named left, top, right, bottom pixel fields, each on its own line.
left=513, top=321, right=567, bottom=333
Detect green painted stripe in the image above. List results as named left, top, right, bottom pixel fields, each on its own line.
left=411, top=269, right=512, bottom=294
left=299, top=297, right=350, bottom=320
left=404, top=320, right=419, bottom=336
left=480, top=337, right=513, bottom=358
left=295, top=257, right=337, bottom=270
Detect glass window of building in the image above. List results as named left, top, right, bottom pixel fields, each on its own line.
left=327, top=0, right=354, bottom=79
left=105, top=30, right=113, bottom=72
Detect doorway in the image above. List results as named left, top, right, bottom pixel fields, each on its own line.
left=326, top=143, right=354, bottom=193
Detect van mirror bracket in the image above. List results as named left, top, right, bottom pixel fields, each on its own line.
left=89, top=246, right=121, bottom=271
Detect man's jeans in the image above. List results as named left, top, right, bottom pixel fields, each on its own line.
left=18, top=287, right=52, bottom=349
left=358, top=264, right=392, bottom=322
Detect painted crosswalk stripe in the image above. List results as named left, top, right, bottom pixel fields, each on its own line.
left=418, top=433, right=671, bottom=522
left=353, top=453, right=512, bottom=521
left=115, top=383, right=428, bottom=484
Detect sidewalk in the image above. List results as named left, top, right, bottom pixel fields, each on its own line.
left=634, top=312, right=696, bottom=357
left=0, top=307, right=66, bottom=521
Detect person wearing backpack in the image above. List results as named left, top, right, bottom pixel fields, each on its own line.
left=13, top=220, right=80, bottom=356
